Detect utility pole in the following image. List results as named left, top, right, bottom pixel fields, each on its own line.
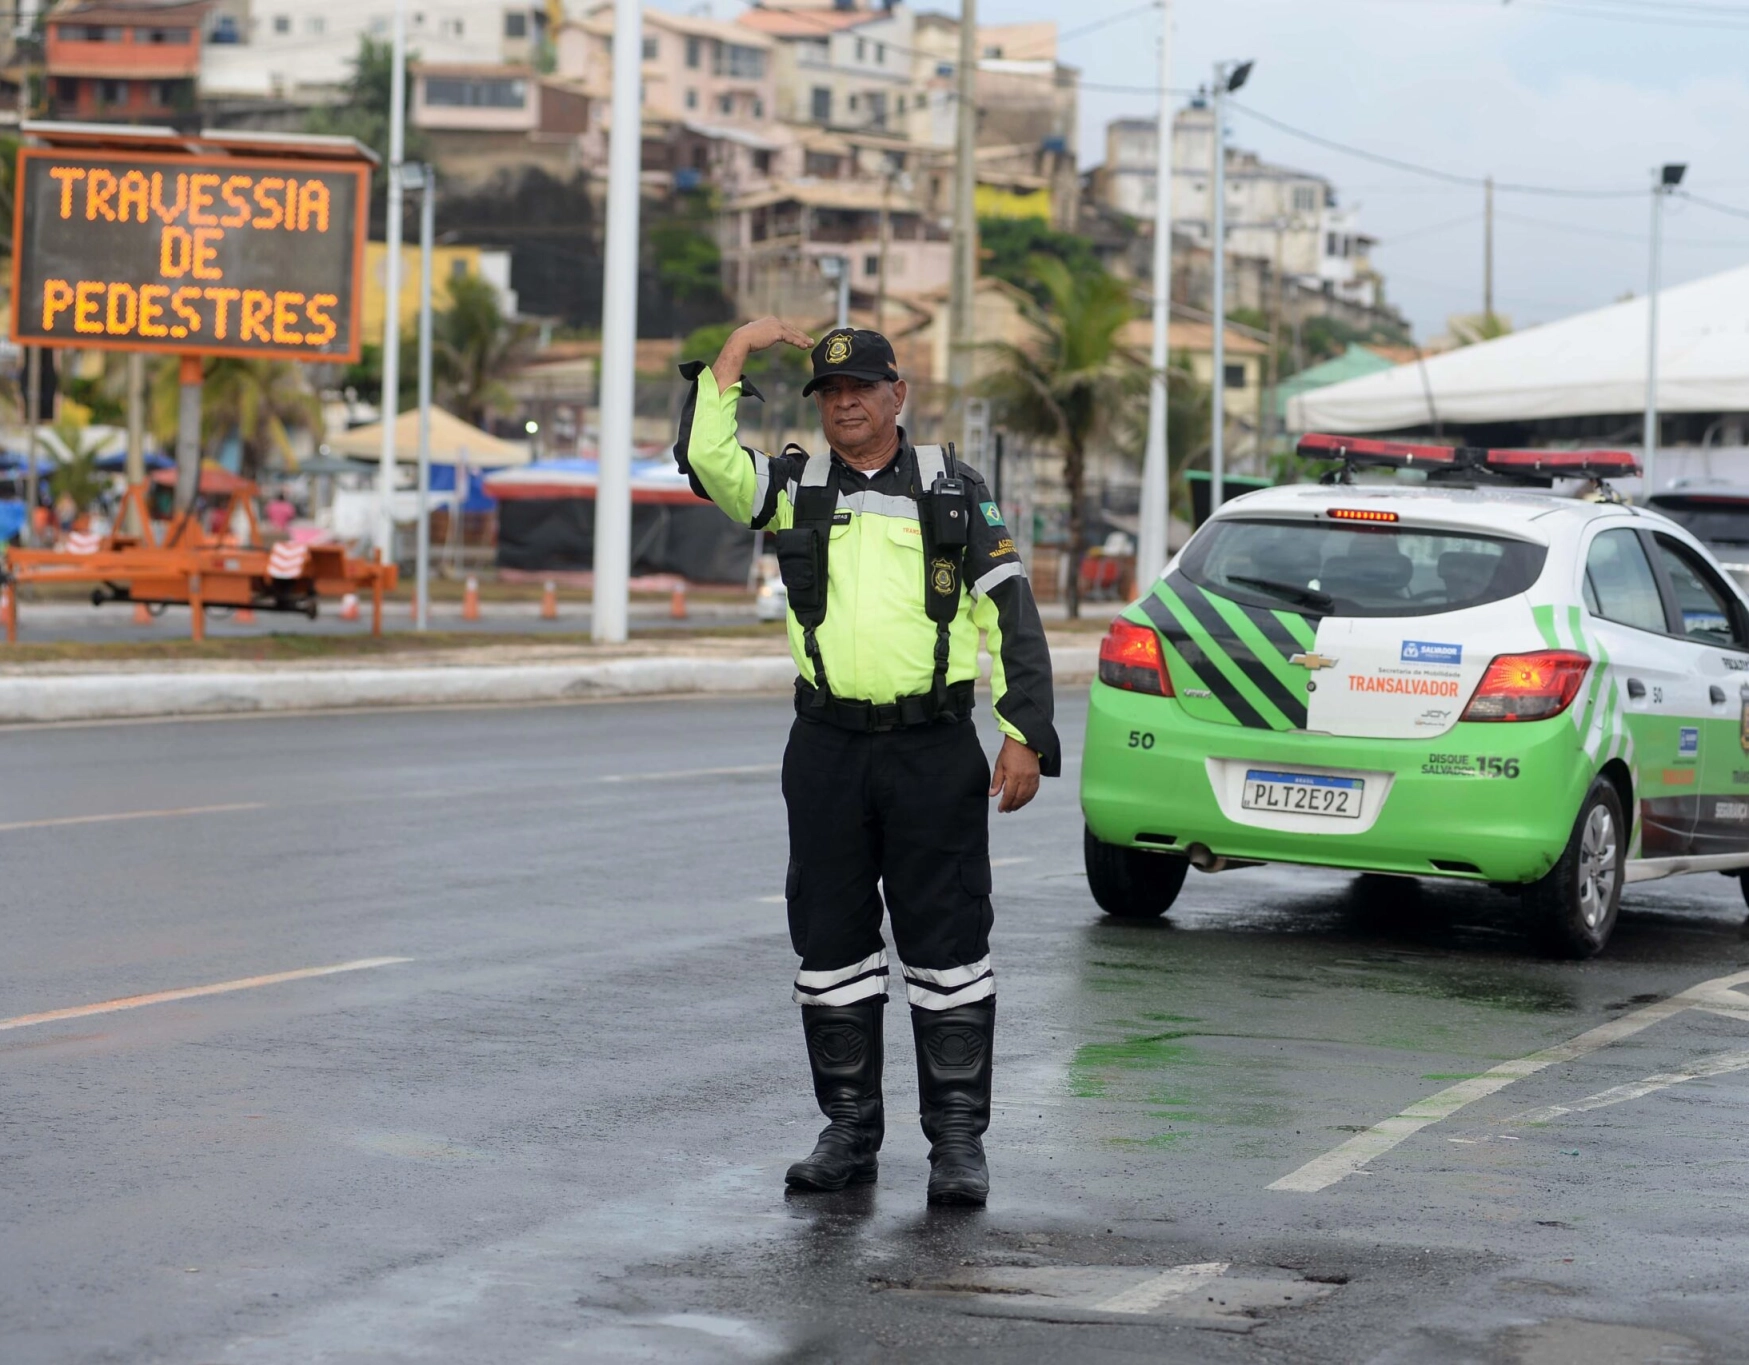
left=592, top=0, right=643, bottom=643
left=1135, top=0, right=1173, bottom=583
left=378, top=0, right=407, bottom=562
left=947, top=0, right=978, bottom=446
left=1483, top=174, right=1494, bottom=323
left=1207, top=59, right=1250, bottom=518
left=875, top=172, right=891, bottom=334
left=1644, top=162, right=1685, bottom=498
left=409, top=163, right=435, bottom=632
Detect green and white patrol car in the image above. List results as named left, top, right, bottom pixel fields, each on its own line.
left=1080, top=436, right=1749, bottom=957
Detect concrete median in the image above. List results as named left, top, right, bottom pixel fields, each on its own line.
left=0, top=647, right=1099, bottom=724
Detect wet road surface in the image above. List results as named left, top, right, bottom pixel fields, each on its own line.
left=5, top=692, right=1749, bottom=1363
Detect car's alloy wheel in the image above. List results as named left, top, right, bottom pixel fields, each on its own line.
left=1526, top=777, right=1624, bottom=959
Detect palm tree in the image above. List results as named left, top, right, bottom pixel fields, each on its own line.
left=979, top=256, right=1145, bottom=617
left=149, top=356, right=323, bottom=476
left=431, top=273, right=538, bottom=428
left=46, top=409, right=108, bottom=515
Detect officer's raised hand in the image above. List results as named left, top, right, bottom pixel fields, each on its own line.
left=711, top=316, right=814, bottom=391
left=990, top=736, right=1041, bottom=813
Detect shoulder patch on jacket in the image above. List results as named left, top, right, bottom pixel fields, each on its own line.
left=978, top=500, right=1005, bottom=528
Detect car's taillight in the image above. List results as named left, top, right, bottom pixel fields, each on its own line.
left=1098, top=618, right=1173, bottom=696
left=1461, top=650, right=1590, bottom=722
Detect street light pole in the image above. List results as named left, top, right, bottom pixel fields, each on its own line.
left=1206, top=59, right=1250, bottom=520
left=947, top=0, right=978, bottom=446
left=592, top=0, right=643, bottom=644
left=1136, top=0, right=1173, bottom=585
left=409, top=163, right=435, bottom=633
left=378, top=0, right=407, bottom=562
left=1644, top=162, right=1685, bottom=498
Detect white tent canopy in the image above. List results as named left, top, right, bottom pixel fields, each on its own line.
left=1288, top=262, right=1749, bottom=434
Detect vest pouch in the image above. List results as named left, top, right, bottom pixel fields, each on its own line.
left=773, top=525, right=827, bottom=620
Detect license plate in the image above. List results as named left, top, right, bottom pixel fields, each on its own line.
left=1242, top=769, right=1364, bottom=819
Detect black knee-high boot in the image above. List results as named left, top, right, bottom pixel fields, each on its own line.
left=912, top=998, right=993, bottom=1206
left=785, top=999, right=885, bottom=1191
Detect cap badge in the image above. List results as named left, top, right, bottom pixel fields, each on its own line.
left=824, top=332, right=853, bottom=365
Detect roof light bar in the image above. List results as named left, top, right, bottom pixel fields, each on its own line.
left=1297, top=434, right=1642, bottom=483
left=1482, top=448, right=1640, bottom=478
left=1296, top=434, right=1461, bottom=467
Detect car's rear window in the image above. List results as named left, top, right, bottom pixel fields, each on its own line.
left=1650, top=500, right=1749, bottom=547
left=1180, top=518, right=1548, bottom=617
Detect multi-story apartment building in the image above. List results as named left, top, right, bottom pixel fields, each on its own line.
left=737, top=0, right=914, bottom=135
left=199, top=0, right=547, bottom=104
left=561, top=6, right=779, bottom=131
left=46, top=0, right=209, bottom=123
left=1097, top=103, right=1381, bottom=311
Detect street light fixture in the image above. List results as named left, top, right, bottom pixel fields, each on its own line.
left=1208, top=58, right=1254, bottom=518
left=1644, top=161, right=1687, bottom=497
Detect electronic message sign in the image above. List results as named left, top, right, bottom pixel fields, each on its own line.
left=11, top=148, right=369, bottom=362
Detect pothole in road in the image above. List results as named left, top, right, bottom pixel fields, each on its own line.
left=874, top=1260, right=1340, bottom=1332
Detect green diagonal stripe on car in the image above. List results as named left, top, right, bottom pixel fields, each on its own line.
left=1531, top=603, right=1562, bottom=651
left=1152, top=581, right=1297, bottom=729
left=1135, top=590, right=1273, bottom=730
left=1234, top=599, right=1318, bottom=662
left=1187, top=585, right=1311, bottom=729
left=1273, top=608, right=1319, bottom=651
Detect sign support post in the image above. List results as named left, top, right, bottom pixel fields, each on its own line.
left=174, top=354, right=202, bottom=515
left=125, top=352, right=146, bottom=534
left=412, top=163, right=435, bottom=632
left=23, top=347, right=39, bottom=545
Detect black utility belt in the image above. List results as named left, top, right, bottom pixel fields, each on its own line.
left=795, top=678, right=974, bottom=732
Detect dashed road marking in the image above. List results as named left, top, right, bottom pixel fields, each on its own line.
left=0, top=957, right=413, bottom=1033
left=1270, top=967, right=1749, bottom=1192
left=0, top=801, right=265, bottom=833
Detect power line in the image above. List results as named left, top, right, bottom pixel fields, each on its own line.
left=1679, top=190, right=1749, bottom=223
left=1226, top=100, right=1645, bottom=199
left=1368, top=211, right=1482, bottom=246
left=1496, top=206, right=1749, bottom=246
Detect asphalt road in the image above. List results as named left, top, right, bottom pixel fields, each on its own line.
left=6, top=691, right=1749, bottom=1364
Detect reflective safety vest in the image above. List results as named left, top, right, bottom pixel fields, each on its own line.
left=675, top=364, right=1061, bottom=774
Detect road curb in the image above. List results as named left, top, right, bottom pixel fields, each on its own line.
left=0, top=647, right=1100, bottom=724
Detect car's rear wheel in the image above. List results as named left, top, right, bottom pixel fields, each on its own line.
left=1084, top=826, right=1189, bottom=920
left=1525, top=777, right=1624, bottom=958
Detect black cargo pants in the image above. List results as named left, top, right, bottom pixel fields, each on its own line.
left=782, top=713, right=996, bottom=1012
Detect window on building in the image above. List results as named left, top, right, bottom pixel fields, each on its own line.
left=692, top=145, right=707, bottom=171
left=272, top=14, right=290, bottom=34
left=855, top=37, right=866, bottom=61
left=70, top=23, right=126, bottom=40
left=209, top=14, right=239, bottom=42
left=804, top=150, right=841, bottom=178
left=369, top=16, right=388, bottom=34
left=55, top=76, right=77, bottom=102
left=866, top=91, right=886, bottom=127
left=442, top=18, right=463, bottom=37
left=642, top=35, right=657, bottom=59
left=450, top=258, right=469, bottom=280
left=685, top=35, right=700, bottom=67
left=1223, top=364, right=1247, bottom=389
left=752, top=149, right=771, bottom=174
left=684, top=87, right=697, bottom=109
left=1326, top=231, right=1338, bottom=256
left=1292, top=184, right=1317, bottom=213
left=504, top=12, right=527, bottom=37
left=305, top=16, right=324, bottom=34
left=712, top=43, right=764, bottom=78
left=864, top=253, right=879, bottom=276
left=894, top=94, right=904, bottom=114
left=875, top=41, right=884, bottom=63
left=424, top=76, right=527, bottom=107
left=717, top=92, right=732, bottom=115
left=98, top=79, right=127, bottom=104
left=847, top=92, right=858, bottom=111
left=810, top=86, right=830, bottom=122
left=137, top=26, right=192, bottom=43
left=752, top=97, right=763, bottom=119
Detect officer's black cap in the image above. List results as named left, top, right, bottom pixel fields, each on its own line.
left=802, top=328, right=899, bottom=397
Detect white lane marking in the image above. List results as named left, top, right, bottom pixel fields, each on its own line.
left=0, top=801, right=265, bottom=833
left=990, top=856, right=1033, bottom=867
left=597, top=764, right=780, bottom=783
left=1505, top=1048, right=1749, bottom=1126
left=1269, top=967, right=1749, bottom=1193
left=1092, top=1262, right=1230, bottom=1315
left=0, top=957, right=413, bottom=1033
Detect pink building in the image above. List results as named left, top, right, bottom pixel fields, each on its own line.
left=558, top=7, right=778, bottom=130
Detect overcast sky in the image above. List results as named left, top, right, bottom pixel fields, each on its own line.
left=694, top=0, right=1749, bottom=341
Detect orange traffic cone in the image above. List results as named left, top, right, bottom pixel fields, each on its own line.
left=462, top=576, right=481, bottom=622
left=540, top=580, right=558, bottom=620
left=670, top=581, right=688, bottom=620
left=339, top=592, right=360, bottom=622
left=132, top=601, right=152, bottom=625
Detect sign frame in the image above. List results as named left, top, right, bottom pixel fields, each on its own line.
left=10, top=145, right=372, bottom=364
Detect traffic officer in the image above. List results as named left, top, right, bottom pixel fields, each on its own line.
left=673, top=317, right=1060, bottom=1207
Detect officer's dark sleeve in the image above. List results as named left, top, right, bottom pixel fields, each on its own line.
left=960, top=465, right=1061, bottom=777
left=672, top=362, right=803, bottom=530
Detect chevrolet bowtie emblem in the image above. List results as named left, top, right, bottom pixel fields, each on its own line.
left=1289, top=652, right=1339, bottom=671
